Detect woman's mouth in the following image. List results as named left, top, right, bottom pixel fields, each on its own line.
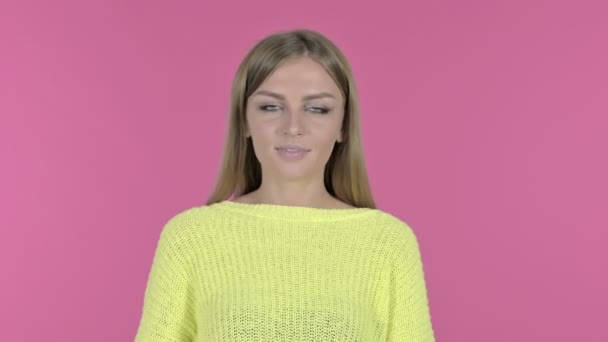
left=275, top=147, right=310, bottom=161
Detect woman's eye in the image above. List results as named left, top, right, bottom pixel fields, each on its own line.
left=308, top=106, right=330, bottom=114
left=259, top=105, right=280, bottom=112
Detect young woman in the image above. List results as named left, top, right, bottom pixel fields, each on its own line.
left=135, top=29, right=435, bottom=341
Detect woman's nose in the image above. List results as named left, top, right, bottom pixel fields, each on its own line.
left=282, top=110, right=305, bottom=136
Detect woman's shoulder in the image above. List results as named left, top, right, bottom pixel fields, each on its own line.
left=364, top=207, right=411, bottom=228
left=369, top=209, right=423, bottom=249
left=156, top=204, right=218, bottom=241
left=163, top=204, right=212, bottom=226
left=159, top=201, right=250, bottom=233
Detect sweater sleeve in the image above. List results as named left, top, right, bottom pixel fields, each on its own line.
left=386, top=223, right=436, bottom=341
left=135, top=214, right=197, bottom=342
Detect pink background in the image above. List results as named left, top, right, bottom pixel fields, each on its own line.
left=1, top=0, right=607, bottom=341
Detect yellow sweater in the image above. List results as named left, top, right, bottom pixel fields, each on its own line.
left=135, top=200, right=435, bottom=341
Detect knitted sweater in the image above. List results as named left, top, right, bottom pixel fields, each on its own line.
left=134, top=200, right=435, bottom=341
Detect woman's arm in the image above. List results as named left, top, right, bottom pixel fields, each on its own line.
left=385, top=223, right=436, bottom=341
left=135, top=215, right=197, bottom=341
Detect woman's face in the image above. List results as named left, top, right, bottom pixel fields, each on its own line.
left=245, top=56, right=344, bottom=182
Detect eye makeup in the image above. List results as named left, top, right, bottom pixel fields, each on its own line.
left=256, top=103, right=332, bottom=114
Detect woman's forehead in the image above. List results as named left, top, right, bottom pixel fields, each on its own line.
left=255, top=60, right=341, bottom=98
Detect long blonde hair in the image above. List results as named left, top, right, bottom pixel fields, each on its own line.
left=205, top=29, right=376, bottom=209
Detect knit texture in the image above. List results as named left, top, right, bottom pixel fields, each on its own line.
left=135, top=200, right=435, bottom=341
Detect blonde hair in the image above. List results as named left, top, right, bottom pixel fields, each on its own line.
left=205, top=29, right=376, bottom=209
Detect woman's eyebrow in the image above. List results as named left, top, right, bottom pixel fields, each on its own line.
left=252, top=90, right=336, bottom=101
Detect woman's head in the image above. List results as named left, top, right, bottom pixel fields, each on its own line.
left=206, top=29, right=375, bottom=208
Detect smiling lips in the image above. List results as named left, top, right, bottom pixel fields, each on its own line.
left=275, top=144, right=310, bottom=152
left=275, top=145, right=310, bottom=161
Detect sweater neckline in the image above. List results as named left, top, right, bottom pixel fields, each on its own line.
left=212, top=200, right=376, bottom=221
